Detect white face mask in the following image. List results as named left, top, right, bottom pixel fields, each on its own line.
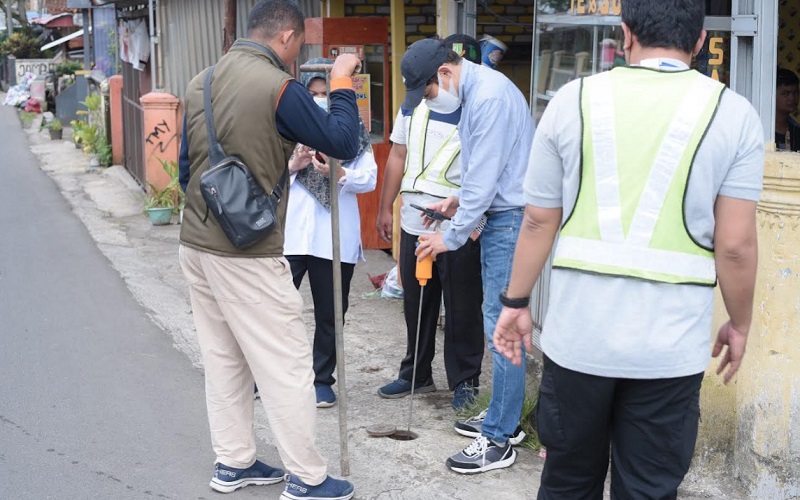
left=424, top=74, right=460, bottom=114
left=313, top=96, right=329, bottom=112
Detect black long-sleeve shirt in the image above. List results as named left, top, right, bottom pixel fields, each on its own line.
left=180, top=78, right=360, bottom=191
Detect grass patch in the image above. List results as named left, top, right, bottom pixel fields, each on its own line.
left=19, top=111, right=38, bottom=129
left=456, top=389, right=542, bottom=451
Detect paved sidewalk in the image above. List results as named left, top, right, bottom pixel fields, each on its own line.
left=20, top=115, right=743, bottom=499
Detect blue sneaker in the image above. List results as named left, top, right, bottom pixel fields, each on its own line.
left=281, top=474, right=355, bottom=500
left=451, top=381, right=478, bottom=410
left=316, top=384, right=336, bottom=408
left=209, top=460, right=284, bottom=493
left=377, top=378, right=436, bottom=399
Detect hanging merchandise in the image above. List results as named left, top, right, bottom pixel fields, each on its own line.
left=118, top=19, right=150, bottom=71
left=118, top=19, right=132, bottom=64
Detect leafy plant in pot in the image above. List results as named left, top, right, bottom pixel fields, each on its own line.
left=145, top=159, right=185, bottom=225
left=47, top=118, right=63, bottom=140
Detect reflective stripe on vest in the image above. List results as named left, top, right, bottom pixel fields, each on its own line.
left=400, top=104, right=462, bottom=198
left=553, top=69, right=725, bottom=286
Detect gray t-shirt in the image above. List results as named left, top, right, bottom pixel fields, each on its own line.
left=525, top=72, right=765, bottom=378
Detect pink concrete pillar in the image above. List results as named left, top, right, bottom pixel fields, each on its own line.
left=140, top=92, right=181, bottom=192
left=108, top=76, right=124, bottom=166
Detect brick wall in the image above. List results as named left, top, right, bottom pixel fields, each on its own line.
left=343, top=0, right=535, bottom=58
left=344, top=0, right=438, bottom=49
left=476, top=0, right=534, bottom=60
left=43, top=0, right=70, bottom=14
left=342, top=0, right=534, bottom=98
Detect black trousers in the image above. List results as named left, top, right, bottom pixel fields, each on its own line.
left=537, top=355, right=704, bottom=500
left=397, top=230, right=484, bottom=391
left=287, top=255, right=355, bottom=387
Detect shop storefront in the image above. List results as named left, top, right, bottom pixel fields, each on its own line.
left=530, top=0, right=779, bottom=143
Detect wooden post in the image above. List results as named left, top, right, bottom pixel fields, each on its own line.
left=223, top=0, right=237, bottom=54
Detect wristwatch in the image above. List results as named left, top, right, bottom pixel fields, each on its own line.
left=499, top=289, right=530, bottom=309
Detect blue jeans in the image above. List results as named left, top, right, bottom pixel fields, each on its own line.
left=480, top=207, right=526, bottom=444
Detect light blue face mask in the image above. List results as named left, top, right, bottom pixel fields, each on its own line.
left=313, top=96, right=329, bottom=112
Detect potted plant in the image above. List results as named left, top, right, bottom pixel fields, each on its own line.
left=145, top=189, right=176, bottom=225
left=144, top=159, right=185, bottom=225
left=70, top=119, right=86, bottom=149
left=47, top=118, right=63, bottom=140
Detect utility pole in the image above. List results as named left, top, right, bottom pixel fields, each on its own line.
left=6, top=1, right=14, bottom=35
left=16, top=0, right=25, bottom=28
left=223, top=0, right=236, bottom=54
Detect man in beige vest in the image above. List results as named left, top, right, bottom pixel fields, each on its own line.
left=177, top=1, right=360, bottom=498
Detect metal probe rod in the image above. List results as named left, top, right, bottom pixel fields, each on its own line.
left=408, top=232, right=434, bottom=434
left=298, top=62, right=350, bottom=476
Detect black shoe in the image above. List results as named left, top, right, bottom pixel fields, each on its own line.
left=377, top=378, right=436, bottom=399
left=451, top=381, right=478, bottom=410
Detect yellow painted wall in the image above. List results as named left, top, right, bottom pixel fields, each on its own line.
left=697, top=151, right=800, bottom=497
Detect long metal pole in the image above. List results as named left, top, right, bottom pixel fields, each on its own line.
left=148, top=0, right=157, bottom=88
left=300, top=62, right=350, bottom=476
left=82, top=9, right=90, bottom=70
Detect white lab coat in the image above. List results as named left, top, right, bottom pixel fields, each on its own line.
left=283, top=152, right=377, bottom=264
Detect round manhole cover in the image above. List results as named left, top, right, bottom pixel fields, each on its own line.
left=366, top=424, right=397, bottom=437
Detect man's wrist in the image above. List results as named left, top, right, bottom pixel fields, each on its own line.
left=500, top=289, right=530, bottom=309
left=730, top=320, right=751, bottom=335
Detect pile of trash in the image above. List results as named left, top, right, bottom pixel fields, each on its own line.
left=3, top=72, right=37, bottom=107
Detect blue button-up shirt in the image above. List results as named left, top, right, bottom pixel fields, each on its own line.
left=443, top=60, right=535, bottom=250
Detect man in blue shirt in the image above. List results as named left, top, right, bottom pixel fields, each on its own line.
left=407, top=38, right=535, bottom=474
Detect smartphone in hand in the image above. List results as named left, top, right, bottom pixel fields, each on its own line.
left=314, top=152, right=327, bottom=164
left=410, top=203, right=450, bottom=221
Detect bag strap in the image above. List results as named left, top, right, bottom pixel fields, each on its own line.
left=203, top=64, right=289, bottom=201
left=203, top=65, right=226, bottom=166
left=272, top=168, right=288, bottom=200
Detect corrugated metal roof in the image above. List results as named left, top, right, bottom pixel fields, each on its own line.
left=161, top=0, right=319, bottom=98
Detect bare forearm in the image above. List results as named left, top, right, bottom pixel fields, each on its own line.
left=716, top=241, right=758, bottom=332
left=506, top=206, right=562, bottom=298
left=379, top=147, right=405, bottom=212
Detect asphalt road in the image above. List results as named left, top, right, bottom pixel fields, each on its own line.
left=0, top=108, right=268, bottom=499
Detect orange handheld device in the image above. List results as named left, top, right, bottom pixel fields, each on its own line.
left=415, top=244, right=433, bottom=286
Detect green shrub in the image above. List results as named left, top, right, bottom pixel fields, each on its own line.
left=47, top=118, right=63, bottom=131
left=54, top=60, right=83, bottom=77
left=96, top=134, right=112, bottom=167
left=0, top=31, right=46, bottom=59
left=19, top=111, right=37, bottom=128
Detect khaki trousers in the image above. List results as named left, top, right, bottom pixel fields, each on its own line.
left=179, top=244, right=327, bottom=485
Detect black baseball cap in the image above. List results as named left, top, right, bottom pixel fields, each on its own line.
left=444, top=34, right=481, bottom=65
left=401, top=38, right=452, bottom=110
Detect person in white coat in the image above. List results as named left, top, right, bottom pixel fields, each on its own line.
left=284, top=58, right=377, bottom=408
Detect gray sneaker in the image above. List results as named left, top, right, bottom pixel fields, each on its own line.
left=453, top=409, right=527, bottom=445
left=445, top=435, right=516, bottom=474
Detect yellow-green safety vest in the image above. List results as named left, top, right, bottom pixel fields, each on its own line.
left=553, top=68, right=725, bottom=286
left=400, top=103, right=462, bottom=198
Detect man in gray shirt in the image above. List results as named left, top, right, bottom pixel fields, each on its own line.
left=406, top=38, right=535, bottom=474
left=494, top=0, right=764, bottom=496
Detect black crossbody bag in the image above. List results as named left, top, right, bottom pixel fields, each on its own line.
left=199, top=63, right=288, bottom=250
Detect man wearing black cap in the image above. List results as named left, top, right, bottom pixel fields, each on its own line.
left=375, top=35, right=486, bottom=412
left=406, top=37, right=535, bottom=474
